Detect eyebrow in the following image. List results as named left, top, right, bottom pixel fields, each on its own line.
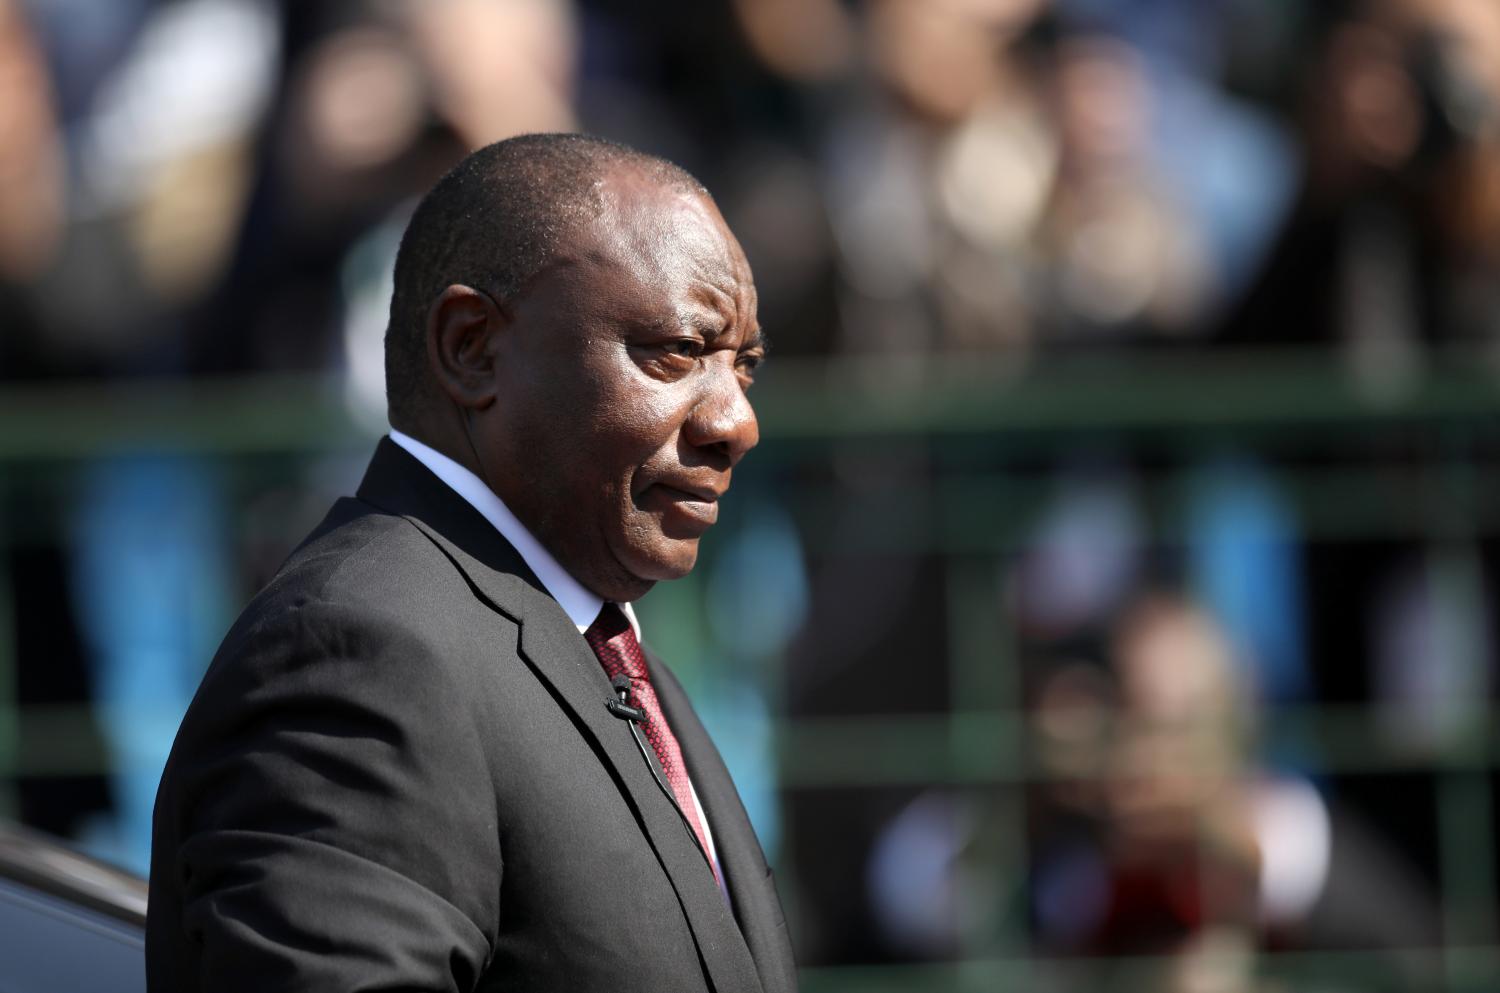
left=683, top=313, right=721, bottom=337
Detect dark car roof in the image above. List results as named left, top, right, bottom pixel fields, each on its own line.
left=0, top=822, right=147, bottom=927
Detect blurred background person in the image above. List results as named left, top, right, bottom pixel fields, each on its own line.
left=1028, top=596, right=1440, bottom=990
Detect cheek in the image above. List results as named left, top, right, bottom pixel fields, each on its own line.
left=526, top=350, right=694, bottom=502
left=587, top=385, right=688, bottom=469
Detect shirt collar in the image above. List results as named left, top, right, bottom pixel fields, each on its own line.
left=388, top=430, right=641, bottom=640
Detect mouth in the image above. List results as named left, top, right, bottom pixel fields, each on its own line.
left=639, top=481, right=722, bottom=530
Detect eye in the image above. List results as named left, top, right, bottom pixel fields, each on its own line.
left=735, top=351, right=764, bottom=382
left=662, top=340, right=703, bottom=359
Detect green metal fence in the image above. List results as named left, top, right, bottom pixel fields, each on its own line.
left=1, top=348, right=1497, bottom=991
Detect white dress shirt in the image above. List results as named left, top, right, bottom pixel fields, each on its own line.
left=387, top=430, right=722, bottom=882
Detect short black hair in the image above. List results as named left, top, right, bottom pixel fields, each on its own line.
left=384, top=132, right=706, bottom=422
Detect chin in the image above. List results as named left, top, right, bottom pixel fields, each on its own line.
left=616, top=537, right=700, bottom=588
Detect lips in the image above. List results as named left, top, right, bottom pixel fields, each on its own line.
left=640, top=481, right=722, bottom=530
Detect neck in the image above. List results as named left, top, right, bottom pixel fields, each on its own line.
left=390, top=406, right=485, bottom=483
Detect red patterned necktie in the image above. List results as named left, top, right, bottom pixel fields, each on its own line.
left=585, top=603, right=718, bottom=878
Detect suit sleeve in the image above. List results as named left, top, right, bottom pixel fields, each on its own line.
left=164, top=598, right=500, bottom=992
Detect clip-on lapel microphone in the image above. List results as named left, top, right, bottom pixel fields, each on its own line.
left=606, top=674, right=647, bottom=723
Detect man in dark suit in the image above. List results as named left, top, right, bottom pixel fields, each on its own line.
left=147, top=133, right=794, bottom=993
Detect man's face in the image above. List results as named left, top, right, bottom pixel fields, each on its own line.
left=478, top=166, right=764, bottom=603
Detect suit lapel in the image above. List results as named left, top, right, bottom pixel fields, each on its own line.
left=356, top=439, right=763, bottom=993
left=649, top=656, right=798, bottom=993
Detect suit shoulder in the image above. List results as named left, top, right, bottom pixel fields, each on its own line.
left=204, top=499, right=507, bottom=687
left=273, top=497, right=447, bottom=591
left=249, top=498, right=476, bottom=622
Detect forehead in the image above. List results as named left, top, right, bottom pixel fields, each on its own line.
left=576, top=167, right=755, bottom=311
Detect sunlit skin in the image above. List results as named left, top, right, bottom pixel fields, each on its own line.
left=417, top=163, right=765, bottom=603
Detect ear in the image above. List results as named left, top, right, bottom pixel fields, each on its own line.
left=426, top=284, right=503, bottom=411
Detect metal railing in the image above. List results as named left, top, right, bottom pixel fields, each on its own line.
left=1, top=348, right=1498, bottom=991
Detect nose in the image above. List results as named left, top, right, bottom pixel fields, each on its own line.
left=683, top=363, right=759, bottom=466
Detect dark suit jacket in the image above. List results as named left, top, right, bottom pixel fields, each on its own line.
left=147, top=438, right=796, bottom=993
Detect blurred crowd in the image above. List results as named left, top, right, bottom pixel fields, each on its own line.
left=4, top=0, right=1500, bottom=382
left=3, top=0, right=1500, bottom=987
